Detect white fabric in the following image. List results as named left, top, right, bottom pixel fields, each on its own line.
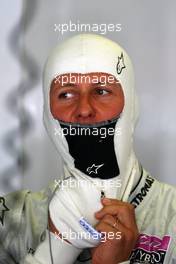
left=49, top=177, right=103, bottom=248
left=43, top=33, right=142, bottom=256
left=43, top=33, right=140, bottom=201
left=33, top=231, right=82, bottom=264
left=43, top=33, right=142, bottom=251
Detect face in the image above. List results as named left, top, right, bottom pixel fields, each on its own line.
left=50, top=72, right=124, bottom=124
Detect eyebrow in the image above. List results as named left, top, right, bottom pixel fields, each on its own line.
left=58, top=81, right=104, bottom=89
left=60, top=83, right=77, bottom=88
left=93, top=81, right=105, bottom=85
left=54, top=80, right=117, bottom=91
left=92, top=81, right=117, bottom=86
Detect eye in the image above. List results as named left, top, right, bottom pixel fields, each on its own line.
left=58, top=92, right=74, bottom=99
left=95, top=88, right=110, bottom=96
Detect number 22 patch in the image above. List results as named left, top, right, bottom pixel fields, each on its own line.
left=130, top=233, right=171, bottom=263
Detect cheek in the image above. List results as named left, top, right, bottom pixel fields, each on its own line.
left=114, top=89, right=125, bottom=114
left=50, top=96, right=77, bottom=120
left=115, top=95, right=125, bottom=113
left=93, top=94, right=125, bottom=118
left=50, top=96, right=59, bottom=118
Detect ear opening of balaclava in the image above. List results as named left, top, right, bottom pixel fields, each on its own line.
left=43, top=33, right=139, bottom=200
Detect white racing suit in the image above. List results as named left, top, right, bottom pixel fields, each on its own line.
left=0, top=169, right=176, bottom=264
left=0, top=34, right=176, bottom=263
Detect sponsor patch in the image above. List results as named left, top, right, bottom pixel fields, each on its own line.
left=79, top=217, right=102, bottom=240
left=130, top=175, right=155, bottom=208
left=130, top=234, right=171, bottom=263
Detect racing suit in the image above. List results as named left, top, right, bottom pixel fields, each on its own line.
left=0, top=34, right=176, bottom=263
left=0, top=169, right=176, bottom=263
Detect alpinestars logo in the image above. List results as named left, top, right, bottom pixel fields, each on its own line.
left=87, top=163, right=104, bottom=174
left=130, top=234, right=171, bottom=264
left=0, top=197, right=9, bottom=226
left=116, top=52, right=126, bottom=74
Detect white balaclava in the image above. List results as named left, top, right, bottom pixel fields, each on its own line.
left=43, top=33, right=140, bottom=202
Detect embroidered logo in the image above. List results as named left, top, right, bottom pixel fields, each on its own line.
left=116, top=52, right=126, bottom=74
left=87, top=163, right=104, bottom=174
left=130, top=234, right=171, bottom=264
left=28, top=248, right=35, bottom=255
left=0, top=197, right=9, bottom=226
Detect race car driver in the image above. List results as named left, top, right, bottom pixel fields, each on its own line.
left=0, top=34, right=176, bottom=264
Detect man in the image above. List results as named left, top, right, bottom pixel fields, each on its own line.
left=0, top=34, right=176, bottom=264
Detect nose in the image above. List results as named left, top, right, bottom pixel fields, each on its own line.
left=75, top=95, right=96, bottom=123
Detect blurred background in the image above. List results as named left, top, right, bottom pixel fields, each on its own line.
left=0, top=0, right=176, bottom=195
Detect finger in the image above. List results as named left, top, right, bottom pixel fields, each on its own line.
left=101, top=198, right=134, bottom=209
left=96, top=214, right=125, bottom=235
left=95, top=218, right=139, bottom=246
left=95, top=221, right=114, bottom=233
left=100, top=214, right=118, bottom=229
left=95, top=204, right=137, bottom=230
left=99, top=214, right=128, bottom=234
left=95, top=213, right=139, bottom=247
left=94, top=221, right=122, bottom=242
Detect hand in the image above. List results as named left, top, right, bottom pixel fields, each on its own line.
left=91, top=198, right=139, bottom=264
